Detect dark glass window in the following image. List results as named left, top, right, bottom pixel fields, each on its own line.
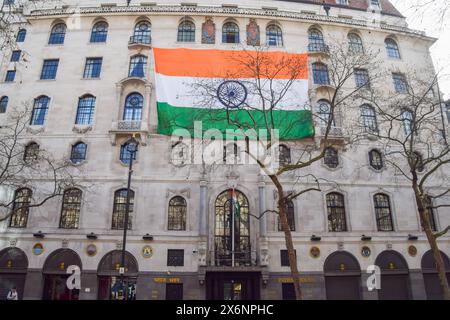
left=425, top=196, right=437, bottom=231
left=177, top=20, right=195, bottom=42
left=354, top=68, right=370, bottom=89
left=75, top=95, right=96, bottom=125
left=132, top=21, right=151, bottom=44
left=393, top=73, right=408, bottom=93
left=0, top=96, right=8, bottom=113
left=308, top=28, right=326, bottom=52
left=282, top=283, right=296, bottom=300
left=348, top=32, right=364, bottom=53
left=70, top=142, right=87, bottom=164
left=413, top=151, right=425, bottom=172
left=23, top=142, right=39, bottom=162
left=5, top=70, right=15, bottom=82
left=369, top=149, right=383, bottom=170
left=326, top=192, right=347, bottom=232
left=111, top=189, right=134, bottom=230
left=360, top=104, right=378, bottom=133
left=123, top=93, right=143, bottom=121
left=385, top=38, right=400, bottom=59
left=49, top=23, right=66, bottom=45
left=312, top=63, right=330, bottom=85
left=401, top=109, right=413, bottom=135
left=11, top=50, right=21, bottom=62
left=324, top=147, right=339, bottom=168
left=128, top=55, right=147, bottom=78
left=30, top=96, right=50, bottom=125
left=278, top=200, right=295, bottom=231
left=280, top=249, right=296, bottom=267
left=317, top=100, right=334, bottom=126
left=9, top=188, right=32, bottom=228
left=166, top=284, right=183, bottom=300
left=222, top=22, right=239, bottom=43
left=40, top=59, right=59, bottom=80
left=266, top=24, right=283, bottom=46
left=59, top=188, right=82, bottom=229
left=168, top=196, right=187, bottom=231
left=90, top=21, right=108, bottom=43
left=167, top=249, right=184, bottom=266
left=374, top=194, right=394, bottom=231
left=279, top=144, right=291, bottom=166
left=120, top=142, right=138, bottom=165
left=83, top=58, right=102, bottom=78
left=16, top=29, right=26, bottom=42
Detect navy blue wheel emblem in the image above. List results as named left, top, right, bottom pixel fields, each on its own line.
left=217, top=80, right=248, bottom=109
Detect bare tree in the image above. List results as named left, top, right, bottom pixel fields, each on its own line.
left=392, top=0, right=450, bottom=28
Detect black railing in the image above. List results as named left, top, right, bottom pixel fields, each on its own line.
left=129, top=35, right=152, bottom=45
left=214, top=250, right=252, bottom=267
left=308, top=43, right=329, bottom=53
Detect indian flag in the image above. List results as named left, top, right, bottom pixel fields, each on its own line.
left=153, top=48, right=314, bottom=140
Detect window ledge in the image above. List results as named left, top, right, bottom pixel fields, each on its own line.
left=81, top=77, right=101, bottom=80
left=37, top=79, right=57, bottom=82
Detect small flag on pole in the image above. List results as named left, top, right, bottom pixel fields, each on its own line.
left=231, top=188, right=240, bottom=220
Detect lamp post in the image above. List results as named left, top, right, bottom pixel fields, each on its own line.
left=119, top=136, right=138, bottom=300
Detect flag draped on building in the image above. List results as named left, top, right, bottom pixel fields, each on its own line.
left=153, top=48, right=314, bottom=140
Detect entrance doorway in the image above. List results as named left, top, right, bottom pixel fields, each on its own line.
left=324, top=251, right=362, bottom=300
left=206, top=272, right=260, bottom=300
left=0, top=247, right=28, bottom=300
left=421, top=250, right=450, bottom=300
left=375, top=250, right=411, bottom=300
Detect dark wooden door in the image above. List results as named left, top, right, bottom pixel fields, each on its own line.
left=206, top=272, right=260, bottom=300
left=166, top=283, right=183, bottom=300
left=378, top=275, right=410, bottom=300
left=0, top=274, right=26, bottom=300
left=423, top=274, right=450, bottom=300
left=281, top=283, right=296, bottom=300
left=43, top=275, right=79, bottom=300
left=325, top=276, right=361, bottom=300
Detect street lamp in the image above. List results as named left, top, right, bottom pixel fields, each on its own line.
left=120, top=136, right=139, bottom=300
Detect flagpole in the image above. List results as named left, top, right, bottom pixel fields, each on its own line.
left=231, top=188, right=235, bottom=267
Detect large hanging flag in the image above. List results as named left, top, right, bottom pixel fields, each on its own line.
left=153, top=48, right=314, bottom=140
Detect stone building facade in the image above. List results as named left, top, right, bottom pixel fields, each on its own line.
left=0, top=0, right=449, bottom=300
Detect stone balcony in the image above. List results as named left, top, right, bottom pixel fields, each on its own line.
left=109, top=120, right=149, bottom=145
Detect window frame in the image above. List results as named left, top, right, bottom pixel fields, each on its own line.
left=168, top=196, right=187, bottom=231
left=177, top=20, right=196, bottom=42
left=312, top=63, right=330, bottom=85
left=373, top=193, right=394, bottom=231
left=324, top=147, right=339, bottom=169
left=266, top=24, right=283, bottom=47
left=222, top=22, right=240, bottom=44
left=369, top=149, right=384, bottom=170
left=59, top=188, right=82, bottom=229
left=111, top=189, right=134, bottom=230
left=75, top=95, right=96, bottom=125
left=83, top=57, right=103, bottom=79
left=9, top=188, right=32, bottom=228
left=30, top=96, right=50, bottom=126
left=90, top=21, right=108, bottom=43
left=326, top=192, right=347, bottom=232
left=40, top=59, right=59, bottom=80
left=48, top=23, right=67, bottom=45
left=0, top=96, right=8, bottom=113
left=70, top=142, right=87, bottom=164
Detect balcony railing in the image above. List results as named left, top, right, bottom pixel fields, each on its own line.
left=213, top=250, right=254, bottom=267
left=112, top=120, right=143, bottom=132
left=320, top=126, right=344, bottom=137
left=128, top=35, right=152, bottom=46
left=308, top=43, right=330, bottom=54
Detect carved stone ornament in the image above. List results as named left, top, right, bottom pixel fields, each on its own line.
left=246, top=18, right=260, bottom=46
left=166, top=188, right=191, bottom=199
left=27, top=125, right=45, bottom=134
left=201, top=16, right=215, bottom=44
left=72, top=125, right=93, bottom=134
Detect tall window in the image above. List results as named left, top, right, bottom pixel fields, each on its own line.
left=9, top=188, right=32, bottom=228
left=326, top=193, right=347, bottom=232
left=312, top=63, right=330, bottom=85
left=308, top=28, right=326, bottom=52
left=354, top=68, right=370, bottom=89
left=123, top=93, right=143, bottom=121
left=278, top=200, right=295, bottom=231
left=360, top=104, right=378, bottom=133
left=392, top=73, right=407, bottom=93
left=128, top=55, right=147, bottom=78
left=401, top=109, right=413, bottom=135
left=120, top=141, right=138, bottom=165
left=132, top=21, right=151, bottom=44
left=348, top=33, right=364, bottom=53
left=23, top=142, right=39, bottom=162
left=168, top=196, right=187, bottom=231
left=11, top=50, right=21, bottom=62
left=424, top=196, right=437, bottom=231
left=279, top=144, right=291, bottom=166
left=90, top=21, right=108, bottom=43
left=112, top=189, right=134, bottom=230
left=70, top=142, right=87, bottom=164
left=317, top=100, right=334, bottom=127
left=30, top=96, right=50, bottom=125
left=5, top=70, right=15, bottom=82
left=324, top=147, right=339, bottom=169
left=177, top=20, right=195, bottom=42
left=40, top=59, right=59, bottom=80
left=266, top=24, right=283, bottom=46
left=222, top=22, right=239, bottom=43
left=374, top=194, right=394, bottom=231
left=59, top=188, right=82, bottom=229
left=0, top=96, right=8, bottom=113
left=385, top=38, right=400, bottom=59
left=75, top=95, right=96, bottom=125
left=48, top=23, right=66, bottom=44
left=369, top=149, right=383, bottom=170
left=83, top=57, right=102, bottom=79
left=16, top=29, right=26, bottom=42
left=413, top=151, right=425, bottom=172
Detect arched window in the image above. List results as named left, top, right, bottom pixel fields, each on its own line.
left=90, top=21, right=108, bottom=43
left=308, top=28, right=326, bottom=52
left=123, top=93, right=143, bottom=121
left=279, top=144, right=291, bottom=166
left=326, top=192, right=347, bottom=232
left=266, top=24, right=283, bottom=46
left=16, top=29, right=26, bottom=42
left=168, top=196, right=187, bottom=230
left=401, top=109, right=413, bottom=135
left=223, top=142, right=239, bottom=164
left=23, top=142, right=39, bottom=162
left=222, top=22, right=239, bottom=44
left=317, top=100, right=334, bottom=127
left=75, top=95, right=96, bottom=125
left=177, top=20, right=195, bottom=42
left=278, top=199, right=295, bottom=231
left=0, top=96, right=8, bottom=113
left=112, top=189, right=134, bottom=230
left=59, top=188, right=82, bottom=229
left=348, top=32, right=364, bottom=53
left=360, top=104, right=378, bottom=133
left=120, top=141, right=138, bottom=165
left=324, top=147, right=339, bottom=168
left=70, top=142, right=87, bottom=164
left=312, top=63, right=330, bottom=85
left=132, top=21, right=151, bottom=44
left=128, top=55, right=147, bottom=78
left=369, top=149, right=383, bottom=170
left=49, top=23, right=66, bottom=44
left=9, top=188, right=32, bottom=228
left=412, top=151, right=425, bottom=172
left=385, top=38, right=400, bottom=59
left=30, top=96, right=50, bottom=125
left=374, top=194, right=394, bottom=231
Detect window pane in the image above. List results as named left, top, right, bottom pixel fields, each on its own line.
left=112, top=189, right=134, bottom=230
left=49, top=24, right=66, bottom=44
left=128, top=55, right=147, bottom=78
left=70, top=143, right=87, bottom=164
left=168, top=196, right=187, bottom=230
left=177, top=21, right=195, bottom=42
left=222, top=22, right=239, bottom=43
left=327, top=193, right=347, bottom=231
left=76, top=96, right=96, bottom=125
left=5, top=70, right=15, bottom=82
left=83, top=58, right=103, bottom=78
left=40, top=59, right=59, bottom=80
left=60, top=189, right=82, bottom=229
left=30, top=96, right=50, bottom=125
left=9, top=189, right=32, bottom=228
left=374, top=194, right=394, bottom=231
left=90, top=22, right=108, bottom=43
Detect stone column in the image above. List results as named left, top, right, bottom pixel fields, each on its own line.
left=258, top=182, right=267, bottom=237
left=198, top=179, right=208, bottom=266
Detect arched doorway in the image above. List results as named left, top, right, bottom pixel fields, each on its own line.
left=42, top=248, right=82, bottom=300
left=0, top=247, right=28, bottom=300
left=421, top=250, right=450, bottom=300
left=97, top=250, right=138, bottom=300
left=375, top=250, right=410, bottom=300
left=324, top=251, right=362, bottom=300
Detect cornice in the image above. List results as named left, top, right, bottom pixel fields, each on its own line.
left=24, top=4, right=432, bottom=40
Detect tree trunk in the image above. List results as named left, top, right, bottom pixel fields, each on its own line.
left=412, top=182, right=450, bottom=300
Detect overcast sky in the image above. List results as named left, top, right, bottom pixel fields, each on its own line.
left=391, top=0, right=450, bottom=100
